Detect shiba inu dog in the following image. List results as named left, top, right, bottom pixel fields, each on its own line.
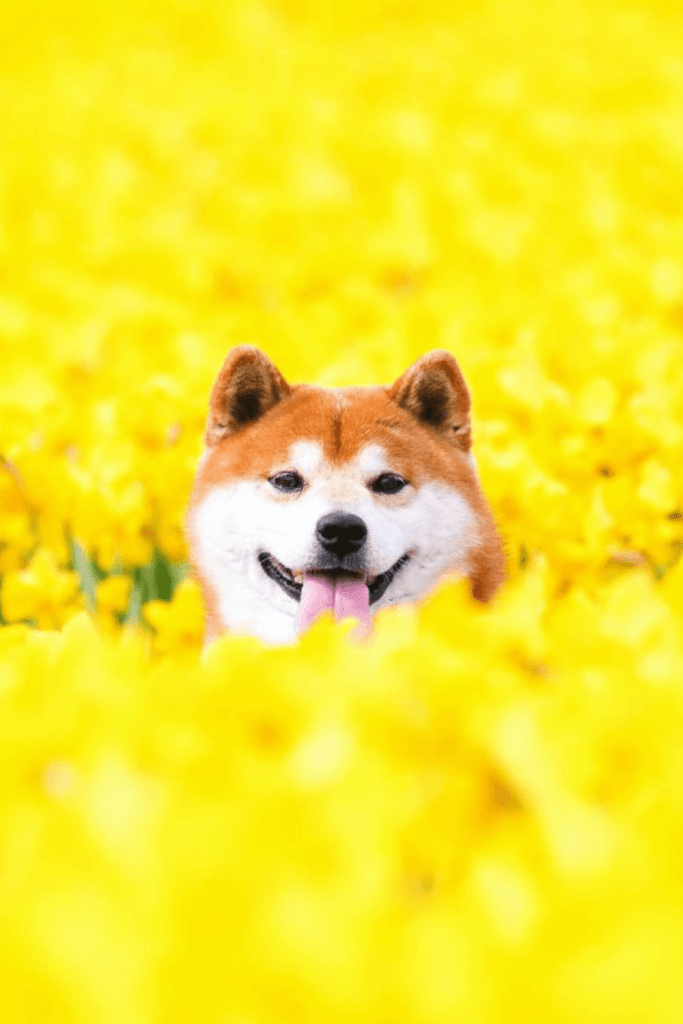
left=186, top=347, right=505, bottom=645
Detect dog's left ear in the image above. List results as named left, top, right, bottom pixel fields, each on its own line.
left=389, top=350, right=472, bottom=452
left=206, top=346, right=290, bottom=445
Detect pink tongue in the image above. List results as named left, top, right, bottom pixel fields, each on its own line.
left=333, top=575, right=371, bottom=627
left=296, top=574, right=335, bottom=633
left=295, top=573, right=370, bottom=635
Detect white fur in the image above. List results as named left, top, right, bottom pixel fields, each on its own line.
left=190, top=441, right=478, bottom=646
left=288, top=440, right=324, bottom=478
left=355, top=444, right=389, bottom=477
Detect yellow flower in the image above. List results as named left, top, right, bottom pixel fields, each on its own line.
left=1, top=548, right=82, bottom=629
left=95, top=574, right=134, bottom=633
left=637, top=459, right=678, bottom=514
left=96, top=575, right=133, bottom=616
left=2, top=0, right=683, bottom=1019
left=142, top=578, right=204, bottom=656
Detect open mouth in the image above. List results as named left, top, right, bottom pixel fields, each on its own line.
left=258, top=552, right=411, bottom=605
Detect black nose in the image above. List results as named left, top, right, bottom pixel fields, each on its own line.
left=316, top=512, right=368, bottom=557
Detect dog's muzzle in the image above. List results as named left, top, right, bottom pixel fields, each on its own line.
left=259, top=511, right=411, bottom=613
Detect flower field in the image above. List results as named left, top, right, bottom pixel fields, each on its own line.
left=2, top=0, right=683, bottom=1020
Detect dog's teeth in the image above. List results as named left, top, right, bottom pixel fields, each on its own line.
left=270, top=555, right=297, bottom=581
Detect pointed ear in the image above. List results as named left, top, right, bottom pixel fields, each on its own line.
left=206, top=346, right=290, bottom=445
left=388, top=350, right=472, bottom=451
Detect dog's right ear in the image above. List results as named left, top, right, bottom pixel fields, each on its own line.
left=206, top=346, right=290, bottom=445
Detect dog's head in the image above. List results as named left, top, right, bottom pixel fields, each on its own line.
left=187, top=347, right=504, bottom=645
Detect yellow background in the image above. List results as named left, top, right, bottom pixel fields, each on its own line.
left=1, top=1, right=683, bottom=1021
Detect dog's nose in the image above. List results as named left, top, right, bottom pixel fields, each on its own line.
left=316, top=512, right=368, bottom=556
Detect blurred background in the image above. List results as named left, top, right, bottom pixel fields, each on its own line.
left=1, top=1, right=683, bottom=1021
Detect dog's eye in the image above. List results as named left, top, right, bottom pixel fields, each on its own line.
left=269, top=471, right=305, bottom=494
left=370, top=472, right=408, bottom=495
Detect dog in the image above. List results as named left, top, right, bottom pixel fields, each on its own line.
left=186, top=346, right=505, bottom=645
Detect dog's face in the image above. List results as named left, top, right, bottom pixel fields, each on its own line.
left=187, top=348, right=504, bottom=645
